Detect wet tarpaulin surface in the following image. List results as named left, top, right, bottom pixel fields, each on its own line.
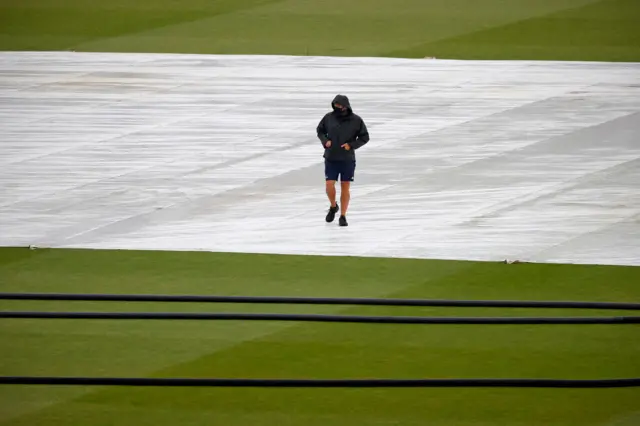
left=1, top=52, right=639, bottom=265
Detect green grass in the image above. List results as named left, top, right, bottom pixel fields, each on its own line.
left=387, top=0, right=640, bottom=61
left=1, top=0, right=639, bottom=61
left=1, top=0, right=639, bottom=423
left=1, top=247, right=639, bottom=425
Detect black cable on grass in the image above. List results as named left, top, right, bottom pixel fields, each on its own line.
left=1, top=376, right=639, bottom=388
left=1, top=293, right=638, bottom=310
left=1, top=311, right=639, bottom=324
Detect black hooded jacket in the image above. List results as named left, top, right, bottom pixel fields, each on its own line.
left=316, top=95, right=369, bottom=161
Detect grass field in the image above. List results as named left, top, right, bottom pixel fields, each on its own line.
left=1, top=247, right=639, bottom=425
left=2, top=0, right=640, bottom=424
left=1, top=0, right=639, bottom=61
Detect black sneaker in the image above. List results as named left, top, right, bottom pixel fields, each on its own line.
left=325, top=204, right=339, bottom=222
left=339, top=215, right=348, bottom=227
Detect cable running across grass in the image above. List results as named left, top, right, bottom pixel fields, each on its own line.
left=1, top=311, right=639, bottom=324
left=1, top=292, right=638, bottom=310
left=1, top=376, right=639, bottom=388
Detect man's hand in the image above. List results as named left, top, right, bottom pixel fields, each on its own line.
left=341, top=143, right=351, bottom=151
left=325, top=140, right=332, bottom=148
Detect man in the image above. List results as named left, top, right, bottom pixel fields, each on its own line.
left=316, top=94, right=369, bottom=226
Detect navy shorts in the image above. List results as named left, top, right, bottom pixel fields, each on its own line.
left=325, top=160, right=356, bottom=182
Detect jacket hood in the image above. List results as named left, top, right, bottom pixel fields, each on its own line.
left=332, top=94, right=352, bottom=111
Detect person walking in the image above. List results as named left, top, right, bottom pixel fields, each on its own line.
left=316, top=94, right=370, bottom=226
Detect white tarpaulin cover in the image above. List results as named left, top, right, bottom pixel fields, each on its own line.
left=1, top=51, right=638, bottom=265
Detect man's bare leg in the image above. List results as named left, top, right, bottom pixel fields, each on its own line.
left=340, top=181, right=350, bottom=216
left=325, top=180, right=339, bottom=222
left=326, top=180, right=337, bottom=207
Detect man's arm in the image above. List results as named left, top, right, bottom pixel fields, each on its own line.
left=317, top=116, right=330, bottom=147
left=350, top=118, right=369, bottom=150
